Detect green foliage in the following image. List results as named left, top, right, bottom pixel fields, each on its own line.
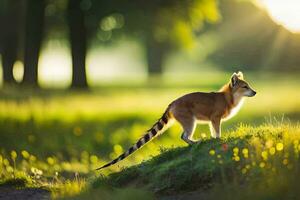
left=94, top=123, right=300, bottom=199
left=92, top=0, right=220, bottom=49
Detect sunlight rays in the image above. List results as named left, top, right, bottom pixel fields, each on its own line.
left=261, top=27, right=289, bottom=70
left=260, top=0, right=300, bottom=33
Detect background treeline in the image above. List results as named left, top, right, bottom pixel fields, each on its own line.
left=0, top=0, right=219, bottom=88
left=0, top=0, right=299, bottom=88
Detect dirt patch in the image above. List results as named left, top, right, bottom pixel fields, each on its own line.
left=159, top=189, right=211, bottom=200
left=0, top=186, right=50, bottom=200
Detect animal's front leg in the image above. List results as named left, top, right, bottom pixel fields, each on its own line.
left=209, top=118, right=221, bottom=138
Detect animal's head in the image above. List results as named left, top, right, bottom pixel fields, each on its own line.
left=230, top=71, right=256, bottom=97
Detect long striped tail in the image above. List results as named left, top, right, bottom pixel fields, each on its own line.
left=96, top=109, right=172, bottom=170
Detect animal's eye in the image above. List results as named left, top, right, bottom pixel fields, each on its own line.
left=243, top=86, right=248, bottom=89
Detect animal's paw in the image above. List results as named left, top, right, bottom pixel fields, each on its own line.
left=196, top=140, right=202, bottom=145
left=190, top=140, right=201, bottom=145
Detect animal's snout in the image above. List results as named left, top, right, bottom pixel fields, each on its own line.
left=251, top=90, right=256, bottom=96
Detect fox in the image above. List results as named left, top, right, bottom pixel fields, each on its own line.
left=97, top=71, right=256, bottom=170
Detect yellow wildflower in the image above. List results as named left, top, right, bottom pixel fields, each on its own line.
left=21, top=150, right=30, bottom=159
left=276, top=143, right=284, bottom=151
left=11, top=151, right=17, bottom=159
left=269, top=147, right=276, bottom=155
left=261, top=151, right=268, bottom=160
left=259, top=162, right=265, bottom=168
left=233, top=147, right=239, bottom=154
left=209, top=149, right=216, bottom=156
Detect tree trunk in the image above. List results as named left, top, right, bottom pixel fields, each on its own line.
left=67, top=0, right=88, bottom=88
left=146, top=39, right=165, bottom=76
left=0, top=0, right=19, bottom=86
left=22, top=0, right=45, bottom=87
left=2, top=41, right=17, bottom=85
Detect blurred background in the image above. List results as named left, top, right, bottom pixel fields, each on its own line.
left=1, top=0, right=300, bottom=87
left=0, top=0, right=299, bottom=174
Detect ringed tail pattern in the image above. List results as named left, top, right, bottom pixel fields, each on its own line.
left=96, top=110, right=171, bottom=170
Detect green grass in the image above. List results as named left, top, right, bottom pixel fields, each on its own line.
left=91, top=123, right=300, bottom=199
left=0, top=73, right=299, bottom=198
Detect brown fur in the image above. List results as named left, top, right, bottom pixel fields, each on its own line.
left=168, top=71, right=256, bottom=144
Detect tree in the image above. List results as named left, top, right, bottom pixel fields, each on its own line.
left=90, top=0, right=220, bottom=76
left=67, top=0, right=88, bottom=88
left=145, top=38, right=166, bottom=74
left=22, top=0, right=46, bottom=87
left=0, top=0, right=21, bottom=86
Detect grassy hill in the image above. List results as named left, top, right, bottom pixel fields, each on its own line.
left=82, top=123, right=300, bottom=200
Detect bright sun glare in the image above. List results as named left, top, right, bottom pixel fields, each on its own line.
left=260, top=0, right=300, bottom=33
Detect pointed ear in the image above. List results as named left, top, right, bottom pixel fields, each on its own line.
left=231, top=73, right=239, bottom=87
left=237, top=71, right=244, bottom=79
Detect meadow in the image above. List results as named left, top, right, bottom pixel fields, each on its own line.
left=0, top=72, right=299, bottom=199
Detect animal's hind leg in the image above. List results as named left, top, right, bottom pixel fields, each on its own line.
left=171, top=107, right=199, bottom=145
left=178, top=117, right=198, bottom=145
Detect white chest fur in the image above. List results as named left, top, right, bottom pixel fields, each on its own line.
left=223, top=98, right=244, bottom=121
